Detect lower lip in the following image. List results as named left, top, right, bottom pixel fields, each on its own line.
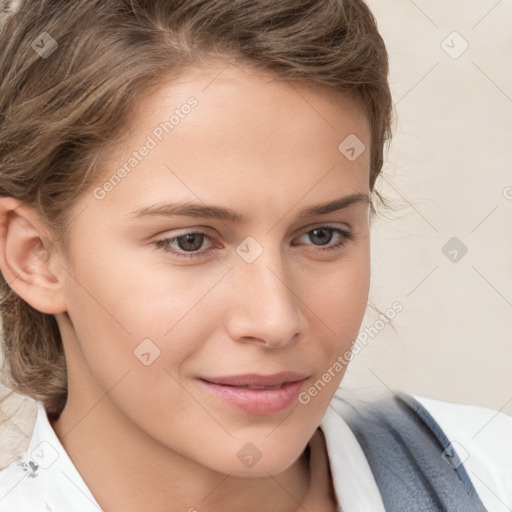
left=198, top=379, right=306, bottom=415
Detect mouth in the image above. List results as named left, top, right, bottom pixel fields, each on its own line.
left=199, top=371, right=308, bottom=388
left=215, top=383, right=287, bottom=390
left=197, top=372, right=308, bottom=415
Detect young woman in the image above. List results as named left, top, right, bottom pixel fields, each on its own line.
left=0, top=0, right=510, bottom=511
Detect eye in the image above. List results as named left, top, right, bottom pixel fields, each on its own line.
left=293, top=225, right=354, bottom=252
left=154, top=231, right=215, bottom=259
left=153, top=225, right=354, bottom=260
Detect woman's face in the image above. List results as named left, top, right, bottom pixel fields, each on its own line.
left=56, top=62, right=371, bottom=476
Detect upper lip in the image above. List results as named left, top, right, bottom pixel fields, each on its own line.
left=199, top=371, right=308, bottom=387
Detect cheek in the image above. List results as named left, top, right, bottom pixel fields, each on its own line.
left=294, top=253, right=370, bottom=413
left=303, top=244, right=370, bottom=340
left=62, top=240, right=232, bottom=398
left=62, top=255, right=208, bottom=443
left=336, top=255, right=371, bottom=334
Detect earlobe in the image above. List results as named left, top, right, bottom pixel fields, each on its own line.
left=0, top=197, right=67, bottom=314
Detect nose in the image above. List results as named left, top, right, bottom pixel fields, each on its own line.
left=224, top=247, right=302, bottom=349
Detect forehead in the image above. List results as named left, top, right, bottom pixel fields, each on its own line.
left=104, top=60, right=369, bottom=156
left=88, top=62, right=370, bottom=217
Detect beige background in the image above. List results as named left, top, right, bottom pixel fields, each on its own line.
left=343, top=0, right=512, bottom=414
left=1, top=0, right=511, bottom=467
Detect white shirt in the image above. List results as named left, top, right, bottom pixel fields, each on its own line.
left=0, top=393, right=511, bottom=511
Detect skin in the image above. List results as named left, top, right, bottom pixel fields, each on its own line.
left=0, top=61, right=371, bottom=512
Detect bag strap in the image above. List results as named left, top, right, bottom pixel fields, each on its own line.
left=337, top=391, right=488, bottom=511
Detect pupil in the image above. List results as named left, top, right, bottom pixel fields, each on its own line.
left=179, top=234, right=203, bottom=251
left=311, top=228, right=332, bottom=245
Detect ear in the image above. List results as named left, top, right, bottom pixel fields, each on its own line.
left=0, top=197, right=67, bottom=314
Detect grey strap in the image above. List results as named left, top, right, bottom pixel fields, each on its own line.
left=334, top=391, right=488, bottom=512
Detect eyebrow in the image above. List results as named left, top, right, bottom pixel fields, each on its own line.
left=127, top=193, right=370, bottom=223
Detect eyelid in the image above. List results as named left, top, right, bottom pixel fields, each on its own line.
left=300, top=221, right=352, bottom=233
left=153, top=222, right=354, bottom=259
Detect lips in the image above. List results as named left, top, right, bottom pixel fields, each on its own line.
left=199, top=371, right=308, bottom=388
left=197, top=371, right=309, bottom=415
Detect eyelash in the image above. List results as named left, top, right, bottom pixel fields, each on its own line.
left=153, top=225, right=354, bottom=260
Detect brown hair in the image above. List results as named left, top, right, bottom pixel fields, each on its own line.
left=0, top=0, right=394, bottom=419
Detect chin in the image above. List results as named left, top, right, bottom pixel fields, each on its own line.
left=203, top=439, right=308, bottom=478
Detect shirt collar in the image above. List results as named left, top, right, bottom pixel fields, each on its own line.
left=26, top=400, right=102, bottom=511
left=319, top=402, right=386, bottom=512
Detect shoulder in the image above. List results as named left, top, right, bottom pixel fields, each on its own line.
left=412, top=393, right=512, bottom=512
